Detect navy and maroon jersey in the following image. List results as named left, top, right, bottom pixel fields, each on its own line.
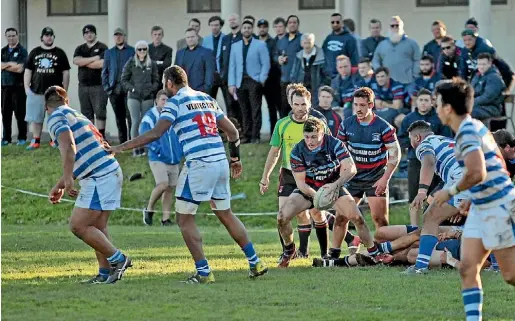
left=337, top=114, right=397, bottom=182
left=290, top=134, right=350, bottom=190
left=314, top=106, right=342, bottom=136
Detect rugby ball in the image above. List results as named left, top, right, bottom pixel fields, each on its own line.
left=313, top=185, right=339, bottom=210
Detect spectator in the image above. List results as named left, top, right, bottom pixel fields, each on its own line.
left=373, top=66, right=405, bottom=128
left=314, top=86, right=342, bottom=136
left=407, top=55, right=443, bottom=104
left=203, top=16, right=225, bottom=99
left=220, top=13, right=243, bottom=126
left=456, top=17, right=493, bottom=48
left=228, top=20, right=270, bottom=144
left=73, top=24, right=108, bottom=138
left=492, top=129, right=515, bottom=179
left=372, top=16, right=421, bottom=85
left=361, top=19, right=386, bottom=60
left=438, top=36, right=462, bottom=79
left=24, top=27, right=70, bottom=150
left=398, top=89, right=452, bottom=208
left=331, top=55, right=360, bottom=116
left=276, top=15, right=302, bottom=118
left=243, top=15, right=259, bottom=38
left=422, top=20, right=446, bottom=63
left=177, top=18, right=203, bottom=51
left=102, top=28, right=134, bottom=144
left=322, top=13, right=359, bottom=78
left=273, top=17, right=287, bottom=41
left=121, top=40, right=160, bottom=156
left=356, top=57, right=376, bottom=88
left=175, top=28, right=215, bottom=94
left=1, top=27, right=27, bottom=146
left=139, top=90, right=182, bottom=226
left=343, top=18, right=362, bottom=58
left=148, top=26, right=173, bottom=86
left=470, top=53, right=506, bottom=120
left=258, top=18, right=281, bottom=131
left=290, top=33, right=330, bottom=106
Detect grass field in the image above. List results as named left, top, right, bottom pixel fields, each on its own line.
left=2, top=144, right=514, bottom=320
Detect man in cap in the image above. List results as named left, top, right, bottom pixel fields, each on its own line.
left=24, top=27, right=70, bottom=150
left=101, top=28, right=135, bottom=143
left=493, top=129, right=515, bottom=179
left=73, top=24, right=109, bottom=138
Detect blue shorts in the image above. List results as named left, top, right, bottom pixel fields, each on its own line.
left=435, top=239, right=461, bottom=260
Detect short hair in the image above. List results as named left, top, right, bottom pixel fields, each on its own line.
left=336, top=55, right=350, bottom=63
left=318, top=85, right=334, bottom=96
left=353, top=87, right=375, bottom=104
left=44, top=86, right=69, bottom=105
left=331, top=13, right=342, bottom=19
left=369, top=18, right=381, bottom=25
left=273, top=17, right=286, bottom=26
left=156, top=89, right=167, bottom=98
left=407, top=120, right=432, bottom=134
left=243, top=15, right=255, bottom=22
left=151, top=26, right=163, bottom=33
left=241, top=20, right=254, bottom=28
left=434, top=78, right=474, bottom=116
left=432, top=20, right=446, bottom=30
left=359, top=57, right=372, bottom=64
left=286, top=15, right=299, bottom=25
left=189, top=18, right=201, bottom=25
left=417, top=88, right=432, bottom=97
left=292, top=87, right=311, bottom=103
left=375, top=66, right=390, bottom=76
left=343, top=18, right=356, bottom=32
left=421, top=55, right=435, bottom=64
left=301, top=33, right=315, bottom=43
left=208, top=16, right=224, bottom=26
left=441, top=35, right=455, bottom=43
left=5, top=27, right=18, bottom=35
left=303, top=117, right=325, bottom=133
left=163, top=65, right=188, bottom=87
left=477, top=52, right=493, bottom=61
left=185, top=27, right=197, bottom=34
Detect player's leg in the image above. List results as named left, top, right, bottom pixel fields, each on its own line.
left=143, top=161, right=169, bottom=225
left=367, top=195, right=389, bottom=228
left=295, top=210, right=311, bottom=257
left=309, top=208, right=329, bottom=258
left=375, top=224, right=419, bottom=242
left=313, top=253, right=376, bottom=268
left=81, top=210, right=112, bottom=284
left=161, top=164, right=179, bottom=225
left=491, top=246, right=515, bottom=286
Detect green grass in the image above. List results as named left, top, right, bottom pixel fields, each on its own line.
left=2, top=224, right=515, bottom=321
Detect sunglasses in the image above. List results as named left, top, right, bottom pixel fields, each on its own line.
left=331, top=21, right=340, bottom=24
left=137, top=48, right=148, bottom=52
left=390, top=24, right=399, bottom=28
left=442, top=46, right=452, bottom=50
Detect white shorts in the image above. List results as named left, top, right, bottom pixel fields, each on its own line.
left=175, top=159, right=231, bottom=214
left=463, top=199, right=515, bottom=250
left=76, top=168, right=123, bottom=211
left=149, top=161, right=179, bottom=186
left=448, top=190, right=471, bottom=208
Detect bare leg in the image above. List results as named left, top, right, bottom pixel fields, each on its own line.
left=161, top=187, right=173, bottom=221
left=334, top=195, right=374, bottom=248
left=147, top=183, right=168, bottom=211
left=69, top=207, right=117, bottom=257
left=32, top=122, right=43, bottom=139
left=176, top=213, right=205, bottom=262
left=92, top=211, right=111, bottom=270
left=368, top=196, right=389, bottom=228
left=492, top=246, right=515, bottom=286
left=420, top=202, right=459, bottom=239
left=277, top=194, right=312, bottom=246
left=213, top=209, right=250, bottom=247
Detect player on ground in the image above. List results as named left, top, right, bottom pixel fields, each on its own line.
left=431, top=78, right=515, bottom=320
left=109, top=66, right=267, bottom=283
left=277, top=116, right=388, bottom=267
left=331, top=87, right=401, bottom=259
left=45, top=86, right=131, bottom=284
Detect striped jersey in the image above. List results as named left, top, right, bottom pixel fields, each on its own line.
left=373, top=79, right=405, bottom=103
left=337, top=114, right=397, bottom=182
left=290, top=134, right=351, bottom=189
left=159, top=87, right=226, bottom=162
left=415, top=135, right=462, bottom=184
left=47, top=105, right=119, bottom=180
left=455, top=116, right=515, bottom=208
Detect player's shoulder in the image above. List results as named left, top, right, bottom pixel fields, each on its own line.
left=342, top=114, right=357, bottom=127
left=373, top=114, right=394, bottom=129
left=291, top=139, right=306, bottom=155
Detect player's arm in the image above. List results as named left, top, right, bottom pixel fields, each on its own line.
left=381, top=99, right=403, bottom=109
left=334, top=157, right=357, bottom=186
left=217, top=116, right=240, bottom=162
left=411, top=153, right=436, bottom=209
left=382, top=140, right=401, bottom=181
left=292, top=171, right=317, bottom=198
left=57, top=129, right=77, bottom=182
left=261, top=146, right=281, bottom=183
left=115, top=118, right=172, bottom=152
left=290, top=148, right=316, bottom=197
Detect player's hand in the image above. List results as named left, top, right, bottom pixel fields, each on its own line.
left=259, top=177, right=269, bottom=195
left=449, top=214, right=463, bottom=224
left=106, top=144, right=122, bottom=155
left=438, top=231, right=455, bottom=241
left=458, top=199, right=471, bottom=216
left=373, top=177, right=388, bottom=196
left=228, top=86, right=237, bottom=96
left=410, top=191, right=427, bottom=210
left=230, top=160, right=242, bottom=179
left=48, top=184, right=64, bottom=204
left=64, top=176, right=78, bottom=197
left=432, top=189, right=451, bottom=206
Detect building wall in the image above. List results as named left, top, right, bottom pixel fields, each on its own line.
left=20, top=0, right=514, bottom=137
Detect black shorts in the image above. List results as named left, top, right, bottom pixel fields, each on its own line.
left=345, top=179, right=388, bottom=199
left=277, top=168, right=297, bottom=197
left=293, top=187, right=349, bottom=209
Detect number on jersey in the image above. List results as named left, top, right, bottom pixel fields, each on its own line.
left=193, top=113, right=218, bottom=137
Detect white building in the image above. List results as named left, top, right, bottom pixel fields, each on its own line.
left=2, top=0, right=513, bottom=137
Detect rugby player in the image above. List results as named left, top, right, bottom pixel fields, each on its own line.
left=46, top=86, right=131, bottom=284
left=109, top=66, right=268, bottom=283
left=277, top=116, right=389, bottom=267
left=431, top=78, right=515, bottom=320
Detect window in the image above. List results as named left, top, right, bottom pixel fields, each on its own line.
left=19, top=0, right=28, bottom=48
left=187, top=0, right=221, bottom=13
left=299, top=0, right=335, bottom=10
left=416, top=0, right=507, bottom=7
left=47, top=0, right=108, bottom=16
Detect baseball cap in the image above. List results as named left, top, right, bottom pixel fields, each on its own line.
left=257, top=19, right=269, bottom=27
left=41, top=27, right=54, bottom=37
left=82, top=24, right=97, bottom=35
left=113, top=28, right=125, bottom=35
left=461, top=28, right=478, bottom=37
left=493, top=129, right=515, bottom=147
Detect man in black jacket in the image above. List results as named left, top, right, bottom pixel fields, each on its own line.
left=361, top=19, right=385, bottom=60
left=438, top=36, right=461, bottom=80
left=148, top=26, right=173, bottom=88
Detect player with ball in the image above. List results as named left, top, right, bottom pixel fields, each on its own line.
left=276, top=116, right=390, bottom=267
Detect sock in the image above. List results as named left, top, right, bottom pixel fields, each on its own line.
left=99, top=267, right=110, bottom=277
left=34, top=137, right=40, bottom=144
left=489, top=253, right=499, bottom=271
left=297, top=224, right=311, bottom=256
left=106, top=249, right=125, bottom=264
left=195, top=259, right=211, bottom=277
left=99, top=128, right=106, bottom=138
left=315, top=220, right=329, bottom=257
left=344, top=231, right=355, bottom=244
left=367, top=243, right=380, bottom=256
left=406, top=225, right=418, bottom=233
left=278, top=229, right=285, bottom=251
left=242, top=242, right=260, bottom=268
left=379, top=241, right=393, bottom=254
left=328, top=247, right=341, bottom=259
left=415, top=235, right=438, bottom=269
left=462, top=287, right=483, bottom=321
left=331, top=256, right=351, bottom=267
left=284, top=242, right=295, bottom=255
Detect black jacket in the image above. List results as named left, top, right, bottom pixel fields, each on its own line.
left=121, top=57, right=160, bottom=101
left=219, top=32, right=242, bottom=82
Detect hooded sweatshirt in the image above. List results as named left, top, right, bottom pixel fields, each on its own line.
left=322, top=27, right=359, bottom=78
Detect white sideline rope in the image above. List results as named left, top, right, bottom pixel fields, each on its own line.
left=1, top=185, right=409, bottom=216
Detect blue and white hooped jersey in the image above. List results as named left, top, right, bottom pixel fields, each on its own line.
left=455, top=116, right=515, bottom=208
left=159, top=87, right=226, bottom=162
left=415, top=134, right=463, bottom=184
left=47, top=105, right=119, bottom=180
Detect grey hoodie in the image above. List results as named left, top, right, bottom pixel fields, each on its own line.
left=372, top=35, right=421, bottom=84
